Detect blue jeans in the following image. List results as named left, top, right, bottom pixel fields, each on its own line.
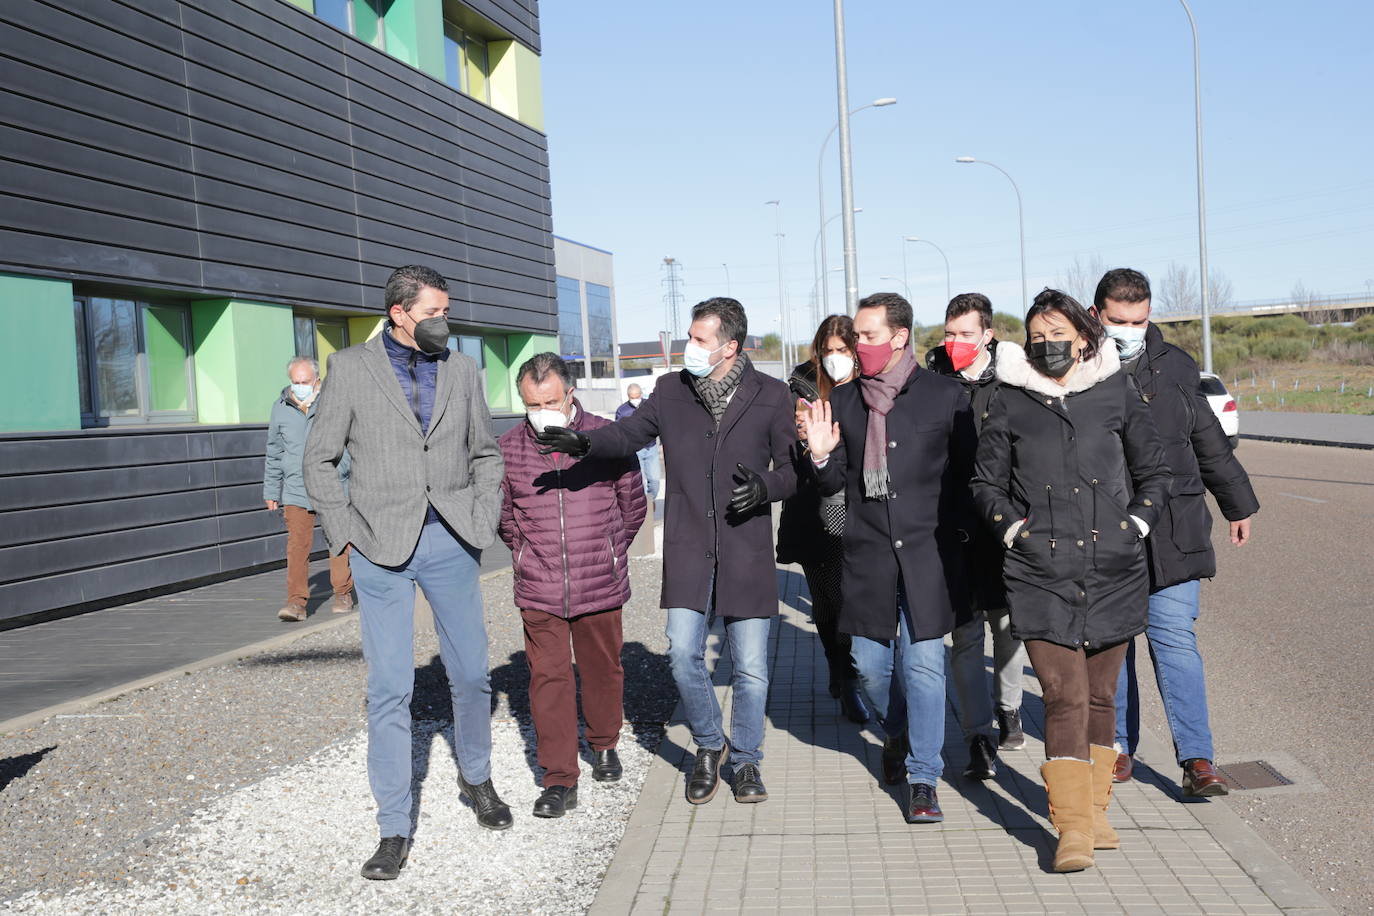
left=1114, top=579, right=1214, bottom=764
left=850, top=591, right=947, bottom=786
left=665, top=605, right=771, bottom=767
left=636, top=445, right=660, bottom=501
left=351, top=520, right=492, bottom=838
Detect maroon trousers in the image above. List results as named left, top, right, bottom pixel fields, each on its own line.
left=521, top=607, right=625, bottom=787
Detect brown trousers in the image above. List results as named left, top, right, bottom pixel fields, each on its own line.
left=521, top=607, right=625, bottom=787
left=1025, top=639, right=1128, bottom=760
left=283, top=504, right=353, bottom=607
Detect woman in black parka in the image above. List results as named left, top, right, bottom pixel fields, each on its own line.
left=971, top=289, right=1170, bottom=873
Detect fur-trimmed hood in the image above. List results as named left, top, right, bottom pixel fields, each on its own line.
left=994, top=340, right=1122, bottom=397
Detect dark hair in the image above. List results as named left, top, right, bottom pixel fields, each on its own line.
left=385, top=264, right=449, bottom=312
left=809, top=314, right=858, bottom=401
left=516, top=352, right=574, bottom=391
left=945, top=293, right=993, bottom=330
left=856, top=291, right=913, bottom=331
left=1025, top=288, right=1104, bottom=361
left=690, top=297, right=748, bottom=347
left=1093, top=268, right=1151, bottom=310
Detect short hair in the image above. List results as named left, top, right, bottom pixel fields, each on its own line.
left=286, top=355, right=319, bottom=376
left=856, top=292, right=913, bottom=332
left=1094, top=268, right=1151, bottom=309
left=516, top=352, right=574, bottom=391
left=1025, top=288, right=1104, bottom=361
left=626, top=383, right=643, bottom=396
left=945, top=293, right=993, bottom=330
left=690, top=297, right=748, bottom=347
left=384, top=264, right=449, bottom=312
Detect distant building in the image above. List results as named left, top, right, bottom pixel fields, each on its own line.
left=553, top=237, right=619, bottom=384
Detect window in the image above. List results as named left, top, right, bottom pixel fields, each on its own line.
left=556, top=276, right=584, bottom=362
left=448, top=332, right=491, bottom=402
left=1198, top=375, right=1229, bottom=396
left=442, top=20, right=491, bottom=103
left=74, top=297, right=196, bottom=425
left=293, top=316, right=350, bottom=374
left=314, top=0, right=385, bottom=50
left=585, top=282, right=614, bottom=379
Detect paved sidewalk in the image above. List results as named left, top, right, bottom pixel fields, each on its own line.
left=593, top=568, right=1337, bottom=916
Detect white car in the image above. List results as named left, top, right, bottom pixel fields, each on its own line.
left=1199, top=372, right=1239, bottom=448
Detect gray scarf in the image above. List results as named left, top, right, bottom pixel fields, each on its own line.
left=691, top=354, right=748, bottom=426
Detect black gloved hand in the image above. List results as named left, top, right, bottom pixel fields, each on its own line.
left=728, top=463, right=768, bottom=515
left=535, top=425, right=590, bottom=457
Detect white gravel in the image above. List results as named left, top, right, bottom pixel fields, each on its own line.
left=3, top=718, right=655, bottom=915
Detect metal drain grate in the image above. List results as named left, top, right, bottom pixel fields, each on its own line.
left=1216, top=760, right=1293, bottom=790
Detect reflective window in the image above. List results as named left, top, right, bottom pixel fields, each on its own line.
left=313, top=0, right=384, bottom=49
left=75, top=297, right=195, bottom=425
left=586, top=282, right=615, bottom=379
left=293, top=315, right=349, bottom=376
left=556, top=276, right=584, bottom=361
left=442, top=20, right=490, bottom=103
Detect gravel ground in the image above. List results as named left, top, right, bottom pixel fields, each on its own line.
left=0, top=557, right=675, bottom=910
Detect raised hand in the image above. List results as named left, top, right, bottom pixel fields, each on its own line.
left=535, top=425, right=590, bottom=457
left=728, top=463, right=768, bottom=515
left=803, top=400, right=841, bottom=462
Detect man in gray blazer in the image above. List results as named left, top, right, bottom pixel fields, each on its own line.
left=304, top=264, right=509, bottom=881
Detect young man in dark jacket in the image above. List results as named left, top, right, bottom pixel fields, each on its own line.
left=537, top=298, right=798, bottom=806
left=924, top=294, right=1029, bottom=779
left=1091, top=268, right=1260, bottom=796
left=804, top=292, right=977, bottom=824
left=498, top=353, right=647, bottom=818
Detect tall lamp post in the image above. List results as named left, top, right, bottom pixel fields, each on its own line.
left=813, top=207, right=862, bottom=324
left=956, top=157, right=1027, bottom=313
left=1177, top=0, right=1213, bottom=372
left=722, top=262, right=732, bottom=297
left=765, top=200, right=792, bottom=371
left=816, top=98, right=896, bottom=316
left=902, top=236, right=951, bottom=305
left=879, top=276, right=913, bottom=299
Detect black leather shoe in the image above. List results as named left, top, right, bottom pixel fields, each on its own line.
left=996, top=707, right=1026, bottom=750
left=458, top=775, right=514, bottom=830
left=732, top=763, right=768, bottom=803
left=839, top=680, right=871, bottom=724
left=360, top=836, right=409, bottom=880
left=533, top=784, right=578, bottom=818
left=963, top=734, right=998, bottom=780
left=905, top=783, right=944, bottom=824
left=881, top=734, right=909, bottom=786
left=592, top=748, right=623, bottom=783
left=686, top=744, right=728, bottom=804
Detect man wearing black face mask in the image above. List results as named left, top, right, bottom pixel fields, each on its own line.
left=305, top=264, right=510, bottom=880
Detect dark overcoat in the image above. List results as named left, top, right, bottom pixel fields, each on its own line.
left=583, top=359, right=799, bottom=618
left=971, top=342, right=1172, bottom=650
left=815, top=363, right=977, bottom=642
left=1126, top=324, right=1260, bottom=591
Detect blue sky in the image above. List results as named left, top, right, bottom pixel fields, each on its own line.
left=539, top=1, right=1374, bottom=339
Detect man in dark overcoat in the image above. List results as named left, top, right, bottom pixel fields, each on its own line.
left=536, top=297, right=798, bottom=805
left=805, top=292, right=977, bottom=824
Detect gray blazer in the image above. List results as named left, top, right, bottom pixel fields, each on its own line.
left=303, top=331, right=504, bottom=567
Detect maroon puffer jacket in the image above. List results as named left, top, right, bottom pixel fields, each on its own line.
left=498, top=401, right=648, bottom=617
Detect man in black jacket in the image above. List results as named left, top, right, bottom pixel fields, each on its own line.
left=925, top=294, right=1029, bottom=780
left=1091, top=268, right=1260, bottom=797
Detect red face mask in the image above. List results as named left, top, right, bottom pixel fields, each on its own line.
left=856, top=339, right=896, bottom=376
left=944, top=340, right=981, bottom=372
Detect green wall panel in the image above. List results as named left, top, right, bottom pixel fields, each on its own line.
left=0, top=273, right=80, bottom=432
left=191, top=299, right=296, bottom=424
left=488, top=39, right=544, bottom=131
left=384, top=0, right=446, bottom=80
left=504, top=332, right=556, bottom=409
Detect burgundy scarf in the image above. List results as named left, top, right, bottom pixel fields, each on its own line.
left=856, top=344, right=917, bottom=499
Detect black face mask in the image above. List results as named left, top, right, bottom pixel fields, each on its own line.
left=1026, top=340, right=1078, bottom=379
left=408, top=315, right=450, bottom=355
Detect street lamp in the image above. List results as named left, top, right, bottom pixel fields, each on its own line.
left=765, top=200, right=793, bottom=370
left=879, top=275, right=913, bottom=299
left=956, top=157, right=1027, bottom=313
left=902, top=236, right=951, bottom=305
left=813, top=207, right=862, bottom=324
left=817, top=99, right=896, bottom=317
left=1177, top=0, right=1213, bottom=372
left=721, top=262, right=731, bottom=297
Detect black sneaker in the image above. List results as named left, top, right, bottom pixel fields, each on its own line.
left=732, top=763, right=768, bottom=803
left=686, top=744, right=728, bottom=804
left=997, top=707, right=1026, bottom=750
left=963, top=734, right=998, bottom=780
left=360, top=836, right=410, bottom=880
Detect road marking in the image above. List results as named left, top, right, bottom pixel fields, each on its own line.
left=1278, top=492, right=1327, bottom=504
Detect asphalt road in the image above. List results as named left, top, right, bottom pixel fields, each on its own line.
left=1128, top=439, right=1373, bottom=913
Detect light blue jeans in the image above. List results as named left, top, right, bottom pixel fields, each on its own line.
left=850, top=589, right=947, bottom=786
left=636, top=444, right=660, bottom=501
left=351, top=520, right=492, bottom=838
left=665, top=605, right=771, bottom=767
left=1114, top=579, right=1214, bottom=764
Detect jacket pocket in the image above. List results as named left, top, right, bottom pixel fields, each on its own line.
left=1167, top=489, right=1212, bottom=554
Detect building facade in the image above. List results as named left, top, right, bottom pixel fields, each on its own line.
left=553, top=236, right=619, bottom=385
left=0, top=0, right=554, bottom=624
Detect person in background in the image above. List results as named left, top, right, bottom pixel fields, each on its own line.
left=498, top=353, right=647, bottom=819
left=776, top=314, right=869, bottom=724
left=263, top=355, right=353, bottom=622
left=971, top=288, right=1171, bottom=872
left=924, top=293, right=1029, bottom=779
left=1091, top=268, right=1259, bottom=796
left=616, top=383, right=660, bottom=501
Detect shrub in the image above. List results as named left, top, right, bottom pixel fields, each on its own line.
left=992, top=311, right=1024, bottom=337
left=1211, top=343, right=1249, bottom=374
left=1256, top=314, right=1309, bottom=337
left=1253, top=337, right=1309, bottom=362
left=1353, top=314, right=1374, bottom=333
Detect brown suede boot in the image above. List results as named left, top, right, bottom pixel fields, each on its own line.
left=1090, top=745, right=1121, bottom=850
left=1042, top=758, right=1096, bottom=872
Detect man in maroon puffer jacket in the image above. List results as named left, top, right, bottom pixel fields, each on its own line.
left=498, top=353, right=648, bottom=818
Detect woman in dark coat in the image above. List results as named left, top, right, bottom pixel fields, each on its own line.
left=971, top=289, right=1170, bottom=873
left=776, top=315, right=869, bottom=723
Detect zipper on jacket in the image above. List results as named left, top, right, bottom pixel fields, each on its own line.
left=556, top=462, right=571, bottom=616
left=1046, top=484, right=1057, bottom=552
left=407, top=351, right=422, bottom=431
left=1090, top=478, right=1100, bottom=569
left=607, top=534, right=618, bottom=571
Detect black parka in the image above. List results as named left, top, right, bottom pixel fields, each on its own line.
left=1125, top=324, right=1260, bottom=591
left=583, top=358, right=799, bottom=619
left=971, top=342, right=1172, bottom=650
left=776, top=360, right=831, bottom=567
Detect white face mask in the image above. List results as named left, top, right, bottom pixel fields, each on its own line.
left=683, top=340, right=727, bottom=377
left=629, top=397, right=642, bottom=407
left=527, top=394, right=572, bottom=435
left=290, top=383, right=315, bottom=402
left=821, top=353, right=855, bottom=383
left=1104, top=324, right=1148, bottom=359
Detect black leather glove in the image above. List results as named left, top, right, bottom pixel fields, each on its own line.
left=728, top=463, right=768, bottom=515
left=535, top=425, right=590, bottom=457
